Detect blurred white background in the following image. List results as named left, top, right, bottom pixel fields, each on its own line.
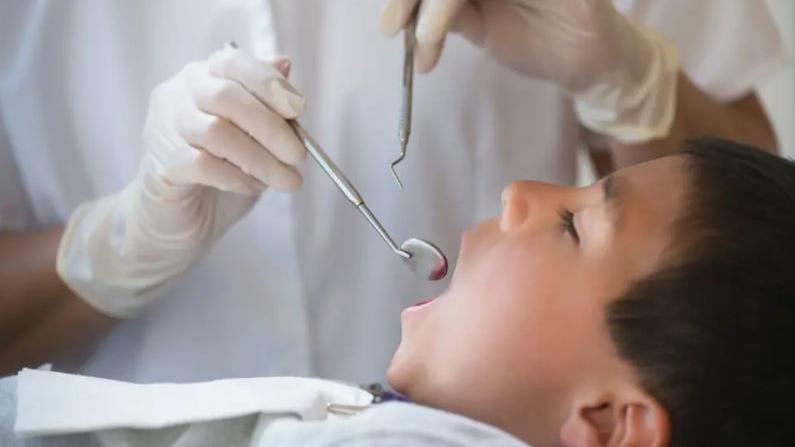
left=759, top=0, right=794, bottom=158
left=580, top=0, right=794, bottom=182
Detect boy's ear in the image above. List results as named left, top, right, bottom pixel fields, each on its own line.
left=560, top=392, right=670, bottom=447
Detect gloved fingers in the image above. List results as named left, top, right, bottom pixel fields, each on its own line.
left=450, top=1, right=485, bottom=46
left=380, top=0, right=421, bottom=37
left=159, top=139, right=266, bottom=196
left=178, top=107, right=303, bottom=192
left=190, top=149, right=269, bottom=196
left=414, top=0, right=469, bottom=73
left=188, top=71, right=307, bottom=167
left=207, top=47, right=306, bottom=119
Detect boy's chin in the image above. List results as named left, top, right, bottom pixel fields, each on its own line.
left=385, top=343, right=418, bottom=397
left=385, top=350, right=406, bottom=392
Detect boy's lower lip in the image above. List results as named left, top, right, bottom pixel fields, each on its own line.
left=401, top=298, right=436, bottom=316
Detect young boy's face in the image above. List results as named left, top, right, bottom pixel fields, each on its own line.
left=388, top=155, right=689, bottom=445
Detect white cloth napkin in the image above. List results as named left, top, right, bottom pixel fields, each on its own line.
left=13, top=368, right=372, bottom=437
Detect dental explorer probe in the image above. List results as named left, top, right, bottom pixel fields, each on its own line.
left=225, top=41, right=447, bottom=280
left=389, top=4, right=419, bottom=190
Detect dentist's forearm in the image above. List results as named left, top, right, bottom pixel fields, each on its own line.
left=605, top=72, right=777, bottom=170
left=0, top=227, right=115, bottom=375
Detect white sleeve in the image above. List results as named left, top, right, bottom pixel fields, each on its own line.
left=254, top=402, right=530, bottom=447
left=0, top=4, right=38, bottom=231
left=0, top=119, right=35, bottom=231
left=616, top=0, right=789, bottom=102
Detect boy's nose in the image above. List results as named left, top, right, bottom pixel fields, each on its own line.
left=500, top=182, right=532, bottom=231
left=500, top=181, right=568, bottom=232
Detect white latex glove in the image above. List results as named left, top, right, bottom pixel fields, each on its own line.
left=380, top=0, right=679, bottom=143
left=56, top=47, right=306, bottom=318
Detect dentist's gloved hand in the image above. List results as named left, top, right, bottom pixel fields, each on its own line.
left=56, top=47, right=306, bottom=318
left=380, top=0, right=679, bottom=143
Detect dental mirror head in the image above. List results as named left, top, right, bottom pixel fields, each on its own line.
left=400, top=238, right=448, bottom=281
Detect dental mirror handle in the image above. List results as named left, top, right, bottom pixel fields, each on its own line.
left=288, top=121, right=411, bottom=259
left=224, top=42, right=411, bottom=261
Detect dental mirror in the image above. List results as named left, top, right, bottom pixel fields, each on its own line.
left=400, top=238, right=448, bottom=281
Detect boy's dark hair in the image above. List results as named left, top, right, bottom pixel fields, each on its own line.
left=607, top=137, right=795, bottom=446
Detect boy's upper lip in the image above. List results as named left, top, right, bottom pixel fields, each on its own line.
left=456, top=218, right=501, bottom=274
left=459, top=220, right=493, bottom=258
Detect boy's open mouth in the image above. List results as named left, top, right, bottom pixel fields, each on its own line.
left=402, top=298, right=437, bottom=318
left=410, top=299, right=434, bottom=308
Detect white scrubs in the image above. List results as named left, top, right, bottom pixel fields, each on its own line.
left=0, top=0, right=787, bottom=383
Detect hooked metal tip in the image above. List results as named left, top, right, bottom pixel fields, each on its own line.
left=390, top=138, right=407, bottom=189
left=390, top=158, right=405, bottom=190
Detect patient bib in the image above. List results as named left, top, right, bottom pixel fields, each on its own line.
left=13, top=369, right=372, bottom=437
left=5, top=369, right=529, bottom=447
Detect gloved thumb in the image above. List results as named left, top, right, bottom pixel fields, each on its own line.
left=414, top=0, right=468, bottom=72
left=272, top=55, right=292, bottom=78
left=449, top=1, right=485, bottom=47
left=380, top=0, right=469, bottom=73
left=380, top=0, right=421, bottom=37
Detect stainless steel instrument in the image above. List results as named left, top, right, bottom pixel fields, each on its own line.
left=389, top=5, right=419, bottom=190
left=289, top=121, right=448, bottom=281
left=226, top=41, right=448, bottom=281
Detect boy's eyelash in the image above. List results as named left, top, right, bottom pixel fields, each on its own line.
left=558, top=209, right=580, bottom=243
